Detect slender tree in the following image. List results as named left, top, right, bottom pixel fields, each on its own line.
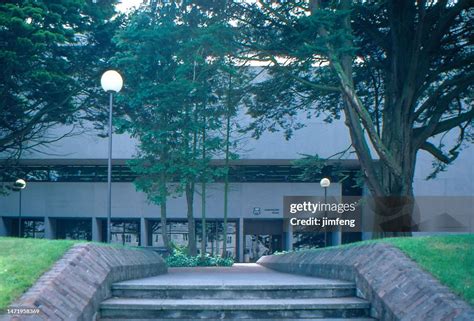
left=114, top=7, right=188, bottom=250
left=114, top=1, right=236, bottom=253
left=222, top=74, right=232, bottom=257
left=220, top=65, right=248, bottom=257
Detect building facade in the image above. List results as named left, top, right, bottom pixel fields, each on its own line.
left=1, top=114, right=473, bottom=261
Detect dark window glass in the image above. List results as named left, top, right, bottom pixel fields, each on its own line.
left=56, top=219, right=92, bottom=241
left=244, top=234, right=282, bottom=262
left=110, top=220, right=140, bottom=246
left=22, top=219, right=44, bottom=239
left=292, top=232, right=327, bottom=250
left=151, top=221, right=186, bottom=248
left=2, top=165, right=361, bottom=185
left=196, top=221, right=237, bottom=258
left=151, top=220, right=237, bottom=258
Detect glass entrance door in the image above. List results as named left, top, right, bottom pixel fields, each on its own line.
left=244, top=234, right=282, bottom=262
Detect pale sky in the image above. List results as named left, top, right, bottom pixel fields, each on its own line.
left=116, top=0, right=143, bottom=13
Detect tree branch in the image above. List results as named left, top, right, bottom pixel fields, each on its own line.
left=420, top=141, right=452, bottom=164
left=415, top=108, right=474, bottom=139
left=332, top=58, right=404, bottom=178
left=413, top=82, right=472, bottom=148
left=422, top=0, right=472, bottom=54
left=413, top=71, right=473, bottom=121
left=268, top=56, right=340, bottom=92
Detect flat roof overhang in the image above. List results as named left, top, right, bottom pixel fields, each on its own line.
left=4, top=158, right=362, bottom=169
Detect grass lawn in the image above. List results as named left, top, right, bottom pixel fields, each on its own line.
left=381, top=235, right=474, bottom=306
left=0, top=237, right=77, bottom=311
left=295, top=234, right=474, bottom=305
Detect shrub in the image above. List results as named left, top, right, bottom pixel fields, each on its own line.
left=165, top=247, right=234, bottom=267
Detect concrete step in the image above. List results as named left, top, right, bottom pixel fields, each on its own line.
left=99, top=297, right=371, bottom=319
left=99, top=318, right=376, bottom=321
left=111, top=283, right=356, bottom=299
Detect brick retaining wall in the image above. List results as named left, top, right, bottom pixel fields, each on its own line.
left=5, top=243, right=167, bottom=321
left=257, top=243, right=474, bottom=321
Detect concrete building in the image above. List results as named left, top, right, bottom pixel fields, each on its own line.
left=1, top=111, right=473, bottom=261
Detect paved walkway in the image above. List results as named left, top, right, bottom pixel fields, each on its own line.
left=114, top=263, right=352, bottom=288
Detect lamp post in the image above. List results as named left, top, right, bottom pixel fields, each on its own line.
left=101, top=70, right=123, bottom=243
left=13, top=179, right=27, bottom=237
left=320, top=177, right=330, bottom=247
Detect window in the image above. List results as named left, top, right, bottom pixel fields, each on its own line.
left=151, top=221, right=188, bottom=247
left=110, top=220, right=140, bottom=246
left=196, top=221, right=237, bottom=258
left=150, top=220, right=237, bottom=258
left=56, top=219, right=92, bottom=241
left=22, top=219, right=44, bottom=239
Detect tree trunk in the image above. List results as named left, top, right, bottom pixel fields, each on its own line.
left=222, top=153, right=229, bottom=258
left=184, top=100, right=197, bottom=256
left=314, top=0, right=418, bottom=237
left=186, top=182, right=197, bottom=256
left=159, top=173, right=171, bottom=250
left=222, top=74, right=232, bottom=258
left=201, top=113, right=207, bottom=258
left=201, top=182, right=207, bottom=257
left=372, top=122, right=418, bottom=236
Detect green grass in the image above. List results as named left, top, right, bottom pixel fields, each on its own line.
left=0, top=237, right=77, bottom=311
left=298, top=234, right=474, bottom=306
left=381, top=235, right=474, bottom=306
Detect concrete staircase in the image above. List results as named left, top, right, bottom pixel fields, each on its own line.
left=99, top=264, right=376, bottom=320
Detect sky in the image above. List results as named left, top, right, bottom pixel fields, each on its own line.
left=116, top=0, right=143, bottom=13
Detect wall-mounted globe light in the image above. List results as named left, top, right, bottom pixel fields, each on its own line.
left=101, top=70, right=123, bottom=93
left=320, top=177, right=331, bottom=247
left=320, top=177, right=331, bottom=188
left=13, top=178, right=26, bottom=237
left=14, top=178, right=27, bottom=190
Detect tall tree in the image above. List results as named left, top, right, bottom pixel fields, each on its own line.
left=220, top=66, right=248, bottom=257
left=222, top=74, right=232, bottom=257
left=233, top=0, right=473, bottom=235
left=0, top=0, right=118, bottom=160
left=114, top=7, right=185, bottom=250
left=114, top=1, right=236, bottom=253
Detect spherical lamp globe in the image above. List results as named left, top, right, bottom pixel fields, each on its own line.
left=14, top=178, right=26, bottom=190
left=101, top=70, right=123, bottom=93
left=320, top=177, right=331, bottom=188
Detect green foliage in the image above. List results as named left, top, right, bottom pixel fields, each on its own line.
left=113, top=2, right=239, bottom=203
left=0, top=0, right=119, bottom=189
left=113, top=1, right=246, bottom=254
left=293, top=153, right=364, bottom=190
left=234, top=0, right=474, bottom=199
left=165, top=246, right=234, bottom=267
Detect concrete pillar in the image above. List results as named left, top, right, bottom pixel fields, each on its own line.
left=0, top=217, right=7, bottom=237
left=331, top=228, right=342, bottom=246
left=92, top=218, right=102, bottom=242
left=284, top=220, right=293, bottom=251
left=140, top=218, right=149, bottom=247
left=44, top=217, right=56, bottom=239
left=362, top=232, right=373, bottom=241
left=238, top=217, right=244, bottom=263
